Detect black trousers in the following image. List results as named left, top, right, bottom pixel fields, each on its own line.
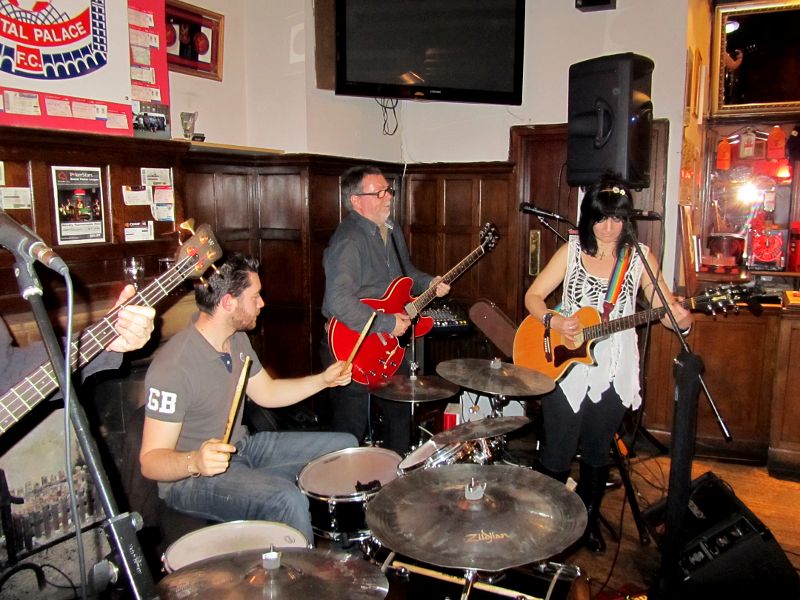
left=320, top=339, right=412, bottom=456
left=539, top=383, right=628, bottom=472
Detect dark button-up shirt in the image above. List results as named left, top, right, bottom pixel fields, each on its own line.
left=322, top=211, right=433, bottom=334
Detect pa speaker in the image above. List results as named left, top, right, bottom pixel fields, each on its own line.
left=643, top=471, right=800, bottom=600
left=567, top=52, right=654, bottom=188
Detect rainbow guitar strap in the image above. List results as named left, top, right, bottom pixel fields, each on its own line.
left=602, top=246, right=632, bottom=323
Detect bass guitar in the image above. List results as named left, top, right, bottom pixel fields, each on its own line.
left=329, top=223, right=499, bottom=386
left=512, top=284, right=756, bottom=383
left=0, top=223, right=222, bottom=435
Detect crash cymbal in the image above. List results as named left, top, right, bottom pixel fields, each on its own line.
left=157, top=547, right=388, bottom=600
left=366, top=463, right=587, bottom=572
left=436, top=358, right=555, bottom=397
left=372, top=375, right=460, bottom=403
left=431, top=416, right=530, bottom=445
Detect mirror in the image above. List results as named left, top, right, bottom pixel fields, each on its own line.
left=711, top=1, right=800, bottom=116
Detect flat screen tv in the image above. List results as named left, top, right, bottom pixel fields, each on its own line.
left=335, top=0, right=525, bottom=106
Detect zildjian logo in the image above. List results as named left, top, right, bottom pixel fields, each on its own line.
left=465, top=530, right=511, bottom=543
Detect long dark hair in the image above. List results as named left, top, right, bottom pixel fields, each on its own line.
left=578, top=176, right=637, bottom=257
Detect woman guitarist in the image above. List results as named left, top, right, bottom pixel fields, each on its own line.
left=523, top=176, right=692, bottom=553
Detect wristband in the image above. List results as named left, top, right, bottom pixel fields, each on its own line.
left=542, top=312, right=554, bottom=328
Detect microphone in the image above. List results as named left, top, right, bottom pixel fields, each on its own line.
left=0, top=211, right=69, bottom=275
left=616, top=209, right=662, bottom=221
left=519, top=203, right=570, bottom=221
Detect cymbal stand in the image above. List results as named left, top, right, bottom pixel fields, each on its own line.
left=406, top=321, right=422, bottom=449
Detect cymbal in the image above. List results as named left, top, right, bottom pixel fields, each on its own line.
left=366, top=463, right=587, bottom=572
left=431, top=416, right=530, bottom=445
left=372, top=375, right=460, bottom=403
left=157, top=547, right=388, bottom=600
left=436, top=358, right=555, bottom=397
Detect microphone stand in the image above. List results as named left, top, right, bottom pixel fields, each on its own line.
left=11, top=257, right=156, bottom=600
left=629, top=239, right=731, bottom=600
left=534, top=215, right=573, bottom=244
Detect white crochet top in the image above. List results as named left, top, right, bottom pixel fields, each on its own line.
left=558, top=235, right=647, bottom=413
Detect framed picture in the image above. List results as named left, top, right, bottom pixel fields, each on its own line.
left=711, top=0, right=800, bottom=116
left=165, top=0, right=224, bottom=81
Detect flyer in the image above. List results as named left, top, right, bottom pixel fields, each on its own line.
left=51, top=167, right=106, bottom=245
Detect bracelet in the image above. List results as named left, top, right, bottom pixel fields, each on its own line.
left=679, top=324, right=692, bottom=337
left=187, top=452, right=201, bottom=478
left=542, top=312, right=554, bottom=328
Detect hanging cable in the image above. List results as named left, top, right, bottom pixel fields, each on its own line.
left=375, top=97, right=399, bottom=135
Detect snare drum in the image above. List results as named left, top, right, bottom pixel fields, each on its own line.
left=397, top=438, right=498, bottom=475
left=162, top=520, right=308, bottom=573
left=297, top=447, right=401, bottom=542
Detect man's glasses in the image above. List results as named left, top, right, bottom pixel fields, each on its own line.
left=354, top=187, right=395, bottom=200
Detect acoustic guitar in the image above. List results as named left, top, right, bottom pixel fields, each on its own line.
left=329, top=223, right=499, bottom=387
left=512, top=284, right=756, bottom=383
left=0, top=223, right=222, bottom=435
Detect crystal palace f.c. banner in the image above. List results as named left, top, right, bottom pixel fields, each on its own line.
left=0, top=0, right=108, bottom=80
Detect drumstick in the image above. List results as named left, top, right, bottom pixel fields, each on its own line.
left=223, top=356, right=252, bottom=444
left=342, top=312, right=376, bottom=373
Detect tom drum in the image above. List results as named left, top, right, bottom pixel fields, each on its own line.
left=297, top=446, right=401, bottom=542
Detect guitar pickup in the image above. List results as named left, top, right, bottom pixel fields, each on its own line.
left=405, top=303, right=419, bottom=319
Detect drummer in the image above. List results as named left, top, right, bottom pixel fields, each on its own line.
left=320, top=165, right=450, bottom=455
left=139, top=253, right=358, bottom=543
left=523, top=176, right=692, bottom=553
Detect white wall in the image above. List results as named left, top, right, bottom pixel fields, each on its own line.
left=172, top=0, right=691, bottom=281
left=168, top=0, right=249, bottom=144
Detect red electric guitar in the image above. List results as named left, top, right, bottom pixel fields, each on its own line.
left=512, top=284, right=756, bottom=383
left=0, top=222, right=222, bottom=436
left=329, top=223, right=499, bottom=386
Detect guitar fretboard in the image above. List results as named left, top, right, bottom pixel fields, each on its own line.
left=410, top=244, right=487, bottom=315
left=0, top=254, right=199, bottom=433
left=584, top=296, right=699, bottom=341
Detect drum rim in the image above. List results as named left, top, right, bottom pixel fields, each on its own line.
left=163, top=519, right=307, bottom=555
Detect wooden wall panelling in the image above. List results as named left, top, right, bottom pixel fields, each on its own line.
left=0, top=127, right=186, bottom=317
left=769, top=313, right=800, bottom=480
left=643, top=309, right=779, bottom=462
left=404, top=164, right=517, bottom=320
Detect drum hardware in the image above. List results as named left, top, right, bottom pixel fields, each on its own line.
left=156, top=547, right=389, bottom=599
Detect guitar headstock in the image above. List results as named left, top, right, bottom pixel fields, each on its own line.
left=175, top=223, right=223, bottom=279
left=698, top=283, right=760, bottom=315
left=480, top=223, right=500, bottom=251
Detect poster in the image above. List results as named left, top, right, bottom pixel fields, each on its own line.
left=51, top=166, right=106, bottom=244
left=0, top=1, right=157, bottom=136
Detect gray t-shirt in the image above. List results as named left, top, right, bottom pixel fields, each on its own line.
left=144, top=323, right=263, bottom=451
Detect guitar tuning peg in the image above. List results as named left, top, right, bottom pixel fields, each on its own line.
left=199, top=276, right=208, bottom=287
left=210, top=264, right=220, bottom=275
left=179, top=219, right=196, bottom=235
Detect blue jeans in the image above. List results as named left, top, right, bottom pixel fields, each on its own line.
left=162, top=431, right=357, bottom=544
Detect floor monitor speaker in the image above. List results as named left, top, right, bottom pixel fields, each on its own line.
left=567, top=52, right=654, bottom=188
left=643, top=471, right=800, bottom=599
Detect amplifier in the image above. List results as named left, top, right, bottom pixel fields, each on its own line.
left=422, top=300, right=471, bottom=335
left=643, top=471, right=799, bottom=599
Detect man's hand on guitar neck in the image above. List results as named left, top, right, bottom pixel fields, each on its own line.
left=430, top=276, right=451, bottom=298
left=392, top=313, right=412, bottom=336
left=106, top=284, right=156, bottom=353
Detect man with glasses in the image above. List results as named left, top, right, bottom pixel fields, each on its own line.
left=321, top=165, right=449, bottom=455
